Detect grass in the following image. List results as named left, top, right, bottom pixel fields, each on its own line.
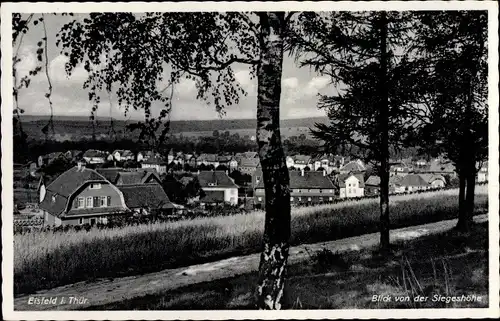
left=14, top=185, right=488, bottom=296
left=87, top=221, right=488, bottom=310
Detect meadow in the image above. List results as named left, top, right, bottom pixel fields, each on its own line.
left=14, top=186, right=488, bottom=296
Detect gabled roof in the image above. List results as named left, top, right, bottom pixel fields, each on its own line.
left=118, top=184, right=172, bottom=209
left=83, top=149, right=106, bottom=158
left=292, top=155, right=312, bottom=164
left=96, top=168, right=160, bottom=185
left=389, top=175, right=404, bottom=186
left=256, top=171, right=335, bottom=189
left=235, top=152, right=258, bottom=159
left=197, top=171, right=238, bottom=188
left=418, top=173, right=446, bottom=184
left=337, top=173, right=365, bottom=188
left=142, top=156, right=168, bottom=165
left=365, top=175, right=381, bottom=187
left=399, top=174, right=429, bottom=187
left=200, top=190, right=225, bottom=203
left=340, top=160, right=366, bottom=173
left=239, top=157, right=260, bottom=168
left=197, top=154, right=218, bottom=162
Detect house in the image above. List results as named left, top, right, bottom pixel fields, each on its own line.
left=112, top=150, right=135, bottom=162
left=38, top=152, right=65, bottom=167
left=254, top=169, right=335, bottom=208
left=167, top=150, right=175, bottom=164
left=337, top=172, right=365, bottom=198
left=38, top=163, right=172, bottom=227
left=117, top=184, right=174, bottom=215
left=390, top=161, right=413, bottom=177
left=365, top=175, right=381, bottom=196
left=82, top=149, right=107, bottom=164
left=397, top=174, right=430, bottom=193
left=196, top=154, right=220, bottom=168
left=216, top=155, right=233, bottom=169
left=238, top=157, right=260, bottom=176
left=286, top=155, right=312, bottom=170
left=312, top=154, right=340, bottom=174
left=420, top=158, right=457, bottom=178
left=415, top=159, right=427, bottom=167
left=140, top=157, right=168, bottom=175
left=184, top=154, right=197, bottom=168
left=419, top=173, right=446, bottom=189
left=235, top=152, right=258, bottom=160
left=477, top=161, right=488, bottom=182
left=389, top=175, right=405, bottom=193
left=197, top=171, right=239, bottom=205
left=97, top=168, right=162, bottom=185
left=64, top=150, right=84, bottom=162
left=339, top=159, right=366, bottom=175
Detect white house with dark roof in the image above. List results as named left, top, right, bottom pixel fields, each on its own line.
left=141, top=157, right=168, bottom=174
left=38, top=163, right=172, bottom=226
left=112, top=150, right=135, bottom=162
left=337, top=172, right=365, bottom=198
left=286, top=155, right=313, bottom=170
left=197, top=171, right=239, bottom=205
left=82, top=149, right=107, bottom=164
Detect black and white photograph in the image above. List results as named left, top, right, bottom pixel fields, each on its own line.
left=1, top=1, right=499, bottom=319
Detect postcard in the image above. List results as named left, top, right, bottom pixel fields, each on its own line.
left=2, top=1, right=499, bottom=320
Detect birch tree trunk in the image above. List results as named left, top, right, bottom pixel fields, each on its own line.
left=378, top=11, right=391, bottom=252
left=255, top=12, right=291, bottom=310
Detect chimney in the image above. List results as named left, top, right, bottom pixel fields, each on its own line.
left=301, top=168, right=305, bottom=176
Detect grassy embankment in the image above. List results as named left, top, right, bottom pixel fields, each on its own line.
left=90, top=220, right=488, bottom=310
left=14, top=185, right=488, bottom=296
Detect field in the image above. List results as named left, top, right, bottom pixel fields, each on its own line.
left=19, top=116, right=327, bottom=141
left=14, top=186, right=488, bottom=296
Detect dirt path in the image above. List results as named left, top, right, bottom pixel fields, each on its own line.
left=14, top=214, right=488, bottom=311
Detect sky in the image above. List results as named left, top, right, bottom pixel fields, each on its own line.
left=14, top=13, right=333, bottom=121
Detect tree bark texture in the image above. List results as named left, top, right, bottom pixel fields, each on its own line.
left=255, top=12, right=291, bottom=310
left=378, top=11, right=391, bottom=251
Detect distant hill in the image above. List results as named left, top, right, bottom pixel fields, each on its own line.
left=17, top=115, right=329, bottom=141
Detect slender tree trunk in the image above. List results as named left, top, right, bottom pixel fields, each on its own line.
left=378, top=11, right=391, bottom=252
left=255, top=12, right=291, bottom=310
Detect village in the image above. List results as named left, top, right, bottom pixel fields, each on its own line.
left=13, top=147, right=489, bottom=231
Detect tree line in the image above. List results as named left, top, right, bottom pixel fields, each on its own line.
left=13, top=10, right=488, bottom=309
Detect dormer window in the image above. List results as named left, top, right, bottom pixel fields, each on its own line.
left=208, top=182, right=217, bottom=187
left=90, top=183, right=102, bottom=189
left=52, top=195, right=56, bottom=203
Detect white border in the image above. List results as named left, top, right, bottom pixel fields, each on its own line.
left=2, top=1, right=499, bottom=320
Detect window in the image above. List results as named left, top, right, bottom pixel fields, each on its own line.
left=329, top=189, right=333, bottom=193
left=90, top=218, right=96, bottom=226
left=79, top=218, right=83, bottom=225
left=107, top=196, right=111, bottom=207
left=258, top=197, right=262, bottom=202
left=290, top=197, right=294, bottom=202
left=100, top=196, right=107, bottom=207
left=329, top=197, right=333, bottom=201
left=319, top=197, right=323, bottom=201
left=86, top=197, right=93, bottom=208
left=77, top=197, right=84, bottom=208
left=307, top=197, right=312, bottom=201
left=298, top=197, right=301, bottom=201
left=208, top=182, right=216, bottom=187
left=89, top=183, right=101, bottom=189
